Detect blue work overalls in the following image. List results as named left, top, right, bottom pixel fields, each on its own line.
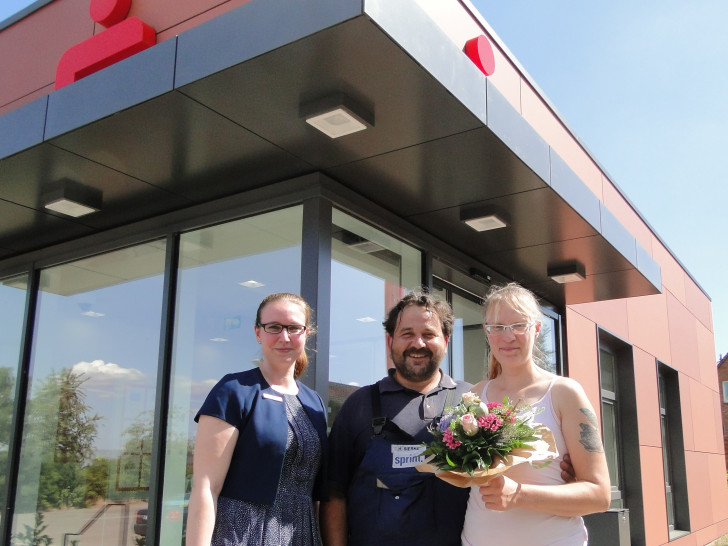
left=346, top=385, right=468, bottom=546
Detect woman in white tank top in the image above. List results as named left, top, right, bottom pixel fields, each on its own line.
left=460, top=283, right=611, bottom=546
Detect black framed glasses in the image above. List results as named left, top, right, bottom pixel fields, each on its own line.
left=484, top=322, right=534, bottom=336
left=256, top=322, right=307, bottom=335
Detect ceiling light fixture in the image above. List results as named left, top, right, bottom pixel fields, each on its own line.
left=300, top=93, right=374, bottom=139
left=460, top=206, right=509, bottom=232
left=42, top=179, right=102, bottom=218
left=548, top=262, right=586, bottom=283
left=239, top=280, right=264, bottom=288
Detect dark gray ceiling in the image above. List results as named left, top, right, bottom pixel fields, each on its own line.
left=0, top=0, right=660, bottom=306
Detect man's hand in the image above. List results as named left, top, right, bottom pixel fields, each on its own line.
left=561, top=453, right=576, bottom=483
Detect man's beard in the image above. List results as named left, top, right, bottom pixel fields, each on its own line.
left=391, top=347, right=442, bottom=382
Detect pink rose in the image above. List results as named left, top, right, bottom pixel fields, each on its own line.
left=460, top=413, right=479, bottom=436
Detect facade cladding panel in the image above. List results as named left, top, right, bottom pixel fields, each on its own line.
left=0, top=0, right=725, bottom=545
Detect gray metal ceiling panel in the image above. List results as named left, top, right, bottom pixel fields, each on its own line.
left=175, top=0, right=363, bottom=87
left=364, top=0, right=487, bottom=125
left=0, top=96, right=46, bottom=158
left=45, top=39, right=177, bottom=140
left=486, top=80, right=550, bottom=184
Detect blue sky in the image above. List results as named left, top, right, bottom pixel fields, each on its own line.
left=2, top=1, right=726, bottom=359
left=471, top=0, right=728, bottom=360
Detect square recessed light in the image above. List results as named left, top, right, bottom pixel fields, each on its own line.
left=301, top=93, right=373, bottom=139
left=548, top=263, right=586, bottom=283
left=42, top=179, right=102, bottom=218
left=306, top=108, right=367, bottom=138
left=463, top=214, right=508, bottom=232
left=45, top=198, right=99, bottom=218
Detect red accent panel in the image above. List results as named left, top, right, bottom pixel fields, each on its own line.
left=90, top=0, right=131, bottom=27
left=55, top=17, right=156, bottom=89
left=464, top=35, right=495, bottom=76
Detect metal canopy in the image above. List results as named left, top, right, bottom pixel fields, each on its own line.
left=0, top=0, right=660, bottom=306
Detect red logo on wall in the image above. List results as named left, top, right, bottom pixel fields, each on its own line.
left=55, top=0, right=156, bottom=89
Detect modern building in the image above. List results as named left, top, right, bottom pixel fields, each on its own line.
left=0, top=0, right=725, bottom=545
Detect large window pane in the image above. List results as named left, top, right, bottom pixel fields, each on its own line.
left=0, top=275, right=28, bottom=530
left=328, top=210, right=420, bottom=422
left=161, top=207, right=303, bottom=545
left=11, top=243, right=166, bottom=546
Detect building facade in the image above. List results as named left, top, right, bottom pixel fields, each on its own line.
left=0, top=0, right=725, bottom=545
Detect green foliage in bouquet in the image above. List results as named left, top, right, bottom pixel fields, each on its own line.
left=423, top=392, right=542, bottom=476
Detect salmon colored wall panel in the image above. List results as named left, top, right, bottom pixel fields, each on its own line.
left=685, top=277, right=713, bottom=332
left=652, top=239, right=687, bottom=305
left=626, top=294, right=671, bottom=363
left=692, top=525, right=722, bottom=546
left=520, top=83, right=602, bottom=198
left=0, top=0, right=92, bottom=108
left=0, top=84, right=54, bottom=116
left=689, top=379, right=719, bottom=453
left=679, top=373, right=695, bottom=451
left=601, top=179, right=653, bottom=253
left=685, top=450, right=713, bottom=531
left=564, top=308, right=600, bottom=410
left=666, top=293, right=700, bottom=379
left=710, top=453, right=728, bottom=522
left=568, top=298, right=629, bottom=342
left=634, top=348, right=661, bottom=447
left=697, top=324, right=718, bottom=389
left=640, top=445, right=669, bottom=546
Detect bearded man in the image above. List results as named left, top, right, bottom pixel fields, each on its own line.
left=320, top=292, right=471, bottom=546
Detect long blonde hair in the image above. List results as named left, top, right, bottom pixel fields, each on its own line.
left=255, top=293, right=316, bottom=379
left=483, top=283, right=542, bottom=380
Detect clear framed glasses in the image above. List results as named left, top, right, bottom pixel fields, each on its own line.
left=257, top=322, right=307, bottom=335
left=484, top=322, right=534, bottom=336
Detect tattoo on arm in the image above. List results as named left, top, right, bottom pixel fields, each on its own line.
left=578, top=408, right=603, bottom=452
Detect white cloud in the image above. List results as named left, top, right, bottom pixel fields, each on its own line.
left=72, top=360, right=147, bottom=389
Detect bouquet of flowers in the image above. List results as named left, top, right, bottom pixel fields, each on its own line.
left=416, top=391, right=557, bottom=487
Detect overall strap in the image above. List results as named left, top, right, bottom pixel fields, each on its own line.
left=370, top=384, right=387, bottom=436
left=370, top=383, right=456, bottom=437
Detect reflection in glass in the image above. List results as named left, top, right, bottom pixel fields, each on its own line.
left=11, top=243, right=166, bottom=546
left=0, top=275, right=28, bottom=531
left=162, top=207, right=303, bottom=544
left=328, top=210, right=420, bottom=422
left=536, top=313, right=557, bottom=374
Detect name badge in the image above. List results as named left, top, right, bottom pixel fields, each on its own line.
left=391, top=444, right=426, bottom=468
left=262, top=393, right=283, bottom=402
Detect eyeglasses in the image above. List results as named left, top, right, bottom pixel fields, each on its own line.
left=484, top=322, right=534, bottom=336
left=257, top=322, right=307, bottom=335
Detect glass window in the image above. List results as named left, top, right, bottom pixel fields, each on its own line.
left=536, top=312, right=558, bottom=374
left=0, top=274, right=28, bottom=529
left=658, top=363, right=690, bottom=536
left=11, top=243, right=166, bottom=546
left=432, top=283, right=488, bottom=385
left=599, top=347, right=623, bottom=508
left=328, top=210, right=420, bottom=421
left=161, top=206, right=303, bottom=544
left=722, top=381, right=728, bottom=403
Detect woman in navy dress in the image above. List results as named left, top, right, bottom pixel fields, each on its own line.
left=187, top=293, right=328, bottom=545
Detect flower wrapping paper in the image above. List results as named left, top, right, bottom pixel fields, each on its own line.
left=415, top=424, right=558, bottom=488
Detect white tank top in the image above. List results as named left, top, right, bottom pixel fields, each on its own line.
left=461, top=379, right=588, bottom=546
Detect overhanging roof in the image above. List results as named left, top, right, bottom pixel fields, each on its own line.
left=0, top=0, right=660, bottom=306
